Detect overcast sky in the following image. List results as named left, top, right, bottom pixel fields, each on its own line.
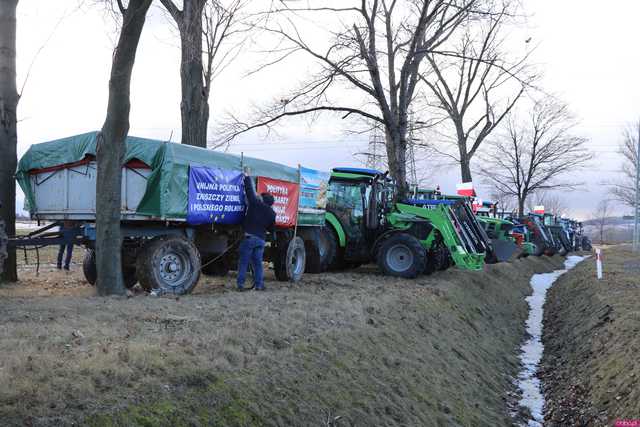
left=14, top=0, right=640, bottom=219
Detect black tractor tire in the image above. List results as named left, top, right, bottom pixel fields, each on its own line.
left=376, top=233, right=426, bottom=279
left=83, top=249, right=138, bottom=289
left=136, top=235, right=201, bottom=295
left=274, top=236, right=306, bottom=282
left=0, top=220, right=7, bottom=276
left=202, top=256, right=230, bottom=277
left=83, top=249, right=97, bottom=285
left=581, top=236, right=592, bottom=251
left=436, top=247, right=452, bottom=271
left=484, top=248, right=499, bottom=264
left=123, top=267, right=138, bottom=289
left=305, top=227, right=337, bottom=274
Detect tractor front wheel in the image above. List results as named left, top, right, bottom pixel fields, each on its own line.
left=376, top=233, right=426, bottom=279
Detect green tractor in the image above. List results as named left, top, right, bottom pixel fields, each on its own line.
left=318, top=168, right=485, bottom=278
left=473, top=201, right=523, bottom=261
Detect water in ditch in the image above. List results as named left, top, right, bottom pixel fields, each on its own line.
left=516, top=255, right=587, bottom=426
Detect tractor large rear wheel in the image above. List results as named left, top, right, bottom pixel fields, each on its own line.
left=305, top=227, right=337, bottom=273
left=376, top=233, right=426, bottom=278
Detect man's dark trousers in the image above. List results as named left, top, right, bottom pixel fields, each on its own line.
left=237, top=235, right=265, bottom=290
left=57, top=244, right=73, bottom=270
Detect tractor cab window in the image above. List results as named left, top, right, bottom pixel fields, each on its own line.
left=327, top=180, right=370, bottom=239
left=328, top=180, right=366, bottom=217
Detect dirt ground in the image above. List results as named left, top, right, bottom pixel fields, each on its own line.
left=0, top=253, right=564, bottom=427
left=541, top=245, right=640, bottom=426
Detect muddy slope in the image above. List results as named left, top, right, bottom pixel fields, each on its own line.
left=0, top=256, right=561, bottom=427
left=541, top=246, right=640, bottom=425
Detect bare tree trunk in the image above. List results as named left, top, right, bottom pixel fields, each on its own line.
left=96, top=0, right=152, bottom=295
left=161, top=0, right=209, bottom=148
left=0, top=0, right=18, bottom=282
left=181, top=0, right=208, bottom=148
left=460, top=157, right=473, bottom=183
left=518, top=197, right=525, bottom=218
left=385, top=127, right=409, bottom=197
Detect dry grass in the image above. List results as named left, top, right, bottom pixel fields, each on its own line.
left=0, top=256, right=564, bottom=426
left=541, top=245, right=640, bottom=425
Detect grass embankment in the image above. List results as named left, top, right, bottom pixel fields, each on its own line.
left=541, top=246, right=640, bottom=425
left=0, top=256, right=562, bottom=426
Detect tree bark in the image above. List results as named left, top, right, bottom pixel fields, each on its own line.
left=518, top=196, right=525, bottom=218
left=181, top=0, right=208, bottom=148
left=385, top=127, right=408, bottom=198
left=161, top=0, right=209, bottom=148
left=0, top=0, right=18, bottom=282
left=460, top=157, right=473, bottom=183
left=96, top=0, right=152, bottom=295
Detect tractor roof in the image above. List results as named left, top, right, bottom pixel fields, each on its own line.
left=332, top=167, right=384, bottom=176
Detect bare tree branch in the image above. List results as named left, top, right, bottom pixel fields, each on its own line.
left=422, top=0, right=537, bottom=183
left=478, top=96, right=592, bottom=216
left=220, top=0, right=490, bottom=193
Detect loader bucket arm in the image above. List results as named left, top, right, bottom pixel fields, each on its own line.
left=395, top=201, right=484, bottom=270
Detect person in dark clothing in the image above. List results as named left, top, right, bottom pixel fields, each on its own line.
left=238, top=173, right=276, bottom=291
left=57, top=221, right=75, bottom=270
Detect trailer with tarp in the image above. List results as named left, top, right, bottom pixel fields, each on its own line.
left=11, top=132, right=329, bottom=294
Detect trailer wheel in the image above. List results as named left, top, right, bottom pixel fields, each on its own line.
left=83, top=249, right=138, bottom=289
left=83, top=249, right=97, bottom=285
left=137, top=235, right=201, bottom=294
left=274, top=236, right=306, bottom=282
left=305, top=227, right=337, bottom=273
left=0, top=220, right=7, bottom=276
left=202, top=256, right=230, bottom=277
left=377, top=233, right=426, bottom=278
left=123, top=267, right=138, bottom=289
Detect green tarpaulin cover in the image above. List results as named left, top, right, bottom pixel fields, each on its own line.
left=17, top=131, right=300, bottom=219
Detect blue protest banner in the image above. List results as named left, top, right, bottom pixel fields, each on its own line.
left=187, top=166, right=245, bottom=225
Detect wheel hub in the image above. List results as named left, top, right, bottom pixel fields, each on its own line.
left=159, top=253, right=185, bottom=284
left=386, top=244, right=414, bottom=272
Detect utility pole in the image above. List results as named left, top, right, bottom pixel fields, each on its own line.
left=634, top=122, right=640, bottom=251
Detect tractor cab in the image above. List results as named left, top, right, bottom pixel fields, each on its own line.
left=325, top=167, right=399, bottom=265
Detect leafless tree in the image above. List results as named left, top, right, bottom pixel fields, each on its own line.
left=478, top=96, right=592, bottom=217
left=160, top=0, right=247, bottom=148
left=592, top=199, right=610, bottom=244
left=421, top=0, right=534, bottom=183
left=611, top=120, right=640, bottom=208
left=487, top=189, right=516, bottom=215
left=0, top=0, right=18, bottom=282
left=96, top=0, right=152, bottom=295
left=222, top=0, right=488, bottom=195
left=526, top=190, right=566, bottom=217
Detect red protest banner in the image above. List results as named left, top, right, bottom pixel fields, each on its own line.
left=256, top=177, right=300, bottom=227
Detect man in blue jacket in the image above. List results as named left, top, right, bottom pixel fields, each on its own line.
left=238, top=172, right=276, bottom=291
